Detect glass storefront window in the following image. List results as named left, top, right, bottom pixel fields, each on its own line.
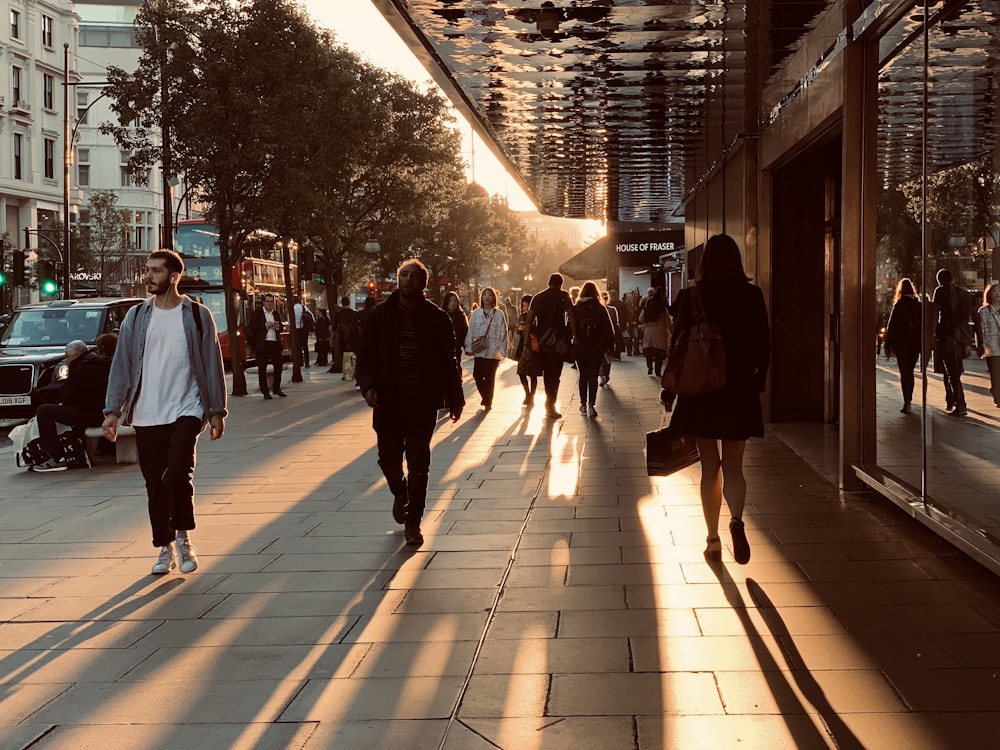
left=875, top=1, right=1000, bottom=541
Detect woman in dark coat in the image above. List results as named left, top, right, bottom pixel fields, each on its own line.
left=570, top=281, right=616, bottom=417
left=443, top=291, right=469, bottom=365
left=514, top=294, right=542, bottom=407
left=884, top=278, right=922, bottom=413
left=667, top=234, right=770, bottom=564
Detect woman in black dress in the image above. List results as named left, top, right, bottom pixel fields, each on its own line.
left=667, top=234, right=770, bottom=564
left=884, top=278, right=922, bottom=413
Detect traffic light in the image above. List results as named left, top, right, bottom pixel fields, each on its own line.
left=39, top=262, right=58, bottom=297
left=299, top=246, right=313, bottom=276
left=0, top=269, right=6, bottom=286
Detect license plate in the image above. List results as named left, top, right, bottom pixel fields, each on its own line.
left=0, top=395, right=31, bottom=406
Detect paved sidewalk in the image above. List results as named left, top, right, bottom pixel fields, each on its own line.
left=1, top=356, right=999, bottom=749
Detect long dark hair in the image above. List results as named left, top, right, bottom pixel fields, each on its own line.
left=696, top=234, right=750, bottom=283
left=893, top=277, right=917, bottom=305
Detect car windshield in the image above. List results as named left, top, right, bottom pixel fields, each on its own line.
left=0, top=308, right=103, bottom=347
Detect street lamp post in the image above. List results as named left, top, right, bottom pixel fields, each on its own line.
left=62, top=44, right=71, bottom=300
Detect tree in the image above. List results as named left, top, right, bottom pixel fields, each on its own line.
left=104, top=0, right=340, bottom=394
left=84, top=190, right=129, bottom=295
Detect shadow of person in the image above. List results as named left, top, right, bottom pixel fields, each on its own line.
left=704, top=563, right=866, bottom=749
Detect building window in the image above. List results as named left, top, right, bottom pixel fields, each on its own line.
left=11, top=9, right=20, bottom=40
left=77, top=92, right=89, bottom=125
left=42, top=15, right=53, bottom=48
left=14, top=134, right=23, bottom=180
left=44, top=74, right=54, bottom=110
left=78, top=148, right=90, bottom=186
left=12, top=66, right=21, bottom=104
left=44, top=138, right=55, bottom=179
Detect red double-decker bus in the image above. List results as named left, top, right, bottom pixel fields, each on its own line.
left=174, top=220, right=296, bottom=364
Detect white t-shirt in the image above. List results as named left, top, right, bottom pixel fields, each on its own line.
left=264, top=310, right=278, bottom=342
left=132, top=304, right=203, bottom=426
left=293, top=303, right=304, bottom=328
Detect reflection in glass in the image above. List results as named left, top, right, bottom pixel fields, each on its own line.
left=875, top=1, right=1000, bottom=539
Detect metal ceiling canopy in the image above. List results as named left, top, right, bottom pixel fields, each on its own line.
left=373, top=1, right=833, bottom=222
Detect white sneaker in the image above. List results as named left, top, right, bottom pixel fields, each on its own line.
left=588, top=405, right=598, bottom=418
left=151, top=543, right=176, bottom=574
left=175, top=537, right=199, bottom=573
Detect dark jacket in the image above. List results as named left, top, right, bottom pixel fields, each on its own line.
left=356, top=291, right=465, bottom=412
left=248, top=305, right=283, bottom=354
left=668, top=280, right=770, bottom=440
left=63, top=351, right=113, bottom=426
left=571, top=298, right=615, bottom=361
left=885, top=294, right=922, bottom=358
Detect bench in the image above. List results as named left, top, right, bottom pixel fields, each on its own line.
left=84, top=425, right=138, bottom=464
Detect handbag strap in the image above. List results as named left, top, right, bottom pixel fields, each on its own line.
left=482, top=309, right=495, bottom=337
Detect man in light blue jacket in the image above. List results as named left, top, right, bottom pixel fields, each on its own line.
left=103, top=250, right=228, bottom=575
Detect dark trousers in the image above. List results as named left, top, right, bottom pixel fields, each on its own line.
left=895, top=350, right=918, bottom=404
left=374, top=404, right=436, bottom=526
left=316, top=339, right=329, bottom=366
left=577, top=356, right=602, bottom=406
left=473, top=357, right=500, bottom=407
left=135, top=416, right=203, bottom=548
left=297, top=328, right=310, bottom=366
left=257, top=340, right=284, bottom=395
left=37, top=403, right=93, bottom=460
left=537, top=351, right=564, bottom=408
left=938, top=349, right=966, bottom=409
left=645, top=347, right=665, bottom=375
left=988, top=356, right=1000, bottom=406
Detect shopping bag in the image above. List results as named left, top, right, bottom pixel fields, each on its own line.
left=645, top=425, right=699, bottom=476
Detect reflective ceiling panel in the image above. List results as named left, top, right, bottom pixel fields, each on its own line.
left=379, top=1, right=833, bottom=221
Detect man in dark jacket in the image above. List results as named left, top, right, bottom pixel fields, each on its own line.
left=247, top=294, right=286, bottom=399
left=933, top=268, right=974, bottom=417
left=524, top=273, right=574, bottom=418
left=356, top=259, right=464, bottom=546
left=32, top=340, right=111, bottom=471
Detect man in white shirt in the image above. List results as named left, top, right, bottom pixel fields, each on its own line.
left=103, top=250, right=228, bottom=575
left=248, top=293, right=286, bottom=399
left=292, top=299, right=313, bottom=367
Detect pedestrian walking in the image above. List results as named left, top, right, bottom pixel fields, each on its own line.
left=314, top=308, right=330, bottom=367
left=667, top=234, right=770, bottom=565
left=598, top=289, right=621, bottom=386
left=524, top=273, right=575, bottom=419
left=443, top=291, right=469, bottom=365
left=356, top=259, right=464, bottom=546
left=102, top=250, right=228, bottom=575
left=514, top=294, right=541, bottom=407
left=571, top=282, right=615, bottom=417
left=976, top=282, right=1000, bottom=407
left=884, top=278, right=922, bottom=413
left=248, top=293, right=287, bottom=399
left=640, top=287, right=671, bottom=376
left=464, top=287, right=508, bottom=411
left=292, top=299, right=314, bottom=368
left=932, top=268, right=975, bottom=417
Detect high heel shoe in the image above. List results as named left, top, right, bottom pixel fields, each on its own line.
left=730, top=518, right=751, bottom=565
left=704, top=536, right=722, bottom=562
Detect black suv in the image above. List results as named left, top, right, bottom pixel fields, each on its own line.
left=0, top=297, right=143, bottom=420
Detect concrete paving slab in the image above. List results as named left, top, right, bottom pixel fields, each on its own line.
left=279, top=675, right=464, bottom=722
left=22, top=723, right=318, bottom=750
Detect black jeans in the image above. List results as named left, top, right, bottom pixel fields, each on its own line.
left=938, top=348, right=966, bottom=409
left=536, top=351, right=564, bottom=408
left=135, top=416, right=203, bottom=548
left=988, top=356, right=1000, bottom=406
left=473, top=357, right=500, bottom=407
left=257, top=340, right=284, bottom=395
left=374, top=403, right=437, bottom=526
left=297, top=328, right=310, bottom=366
left=577, top=356, right=602, bottom=406
left=896, top=350, right=918, bottom=404
left=36, top=403, right=94, bottom=460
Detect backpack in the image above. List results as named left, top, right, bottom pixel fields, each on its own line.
left=302, top=307, right=315, bottom=333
